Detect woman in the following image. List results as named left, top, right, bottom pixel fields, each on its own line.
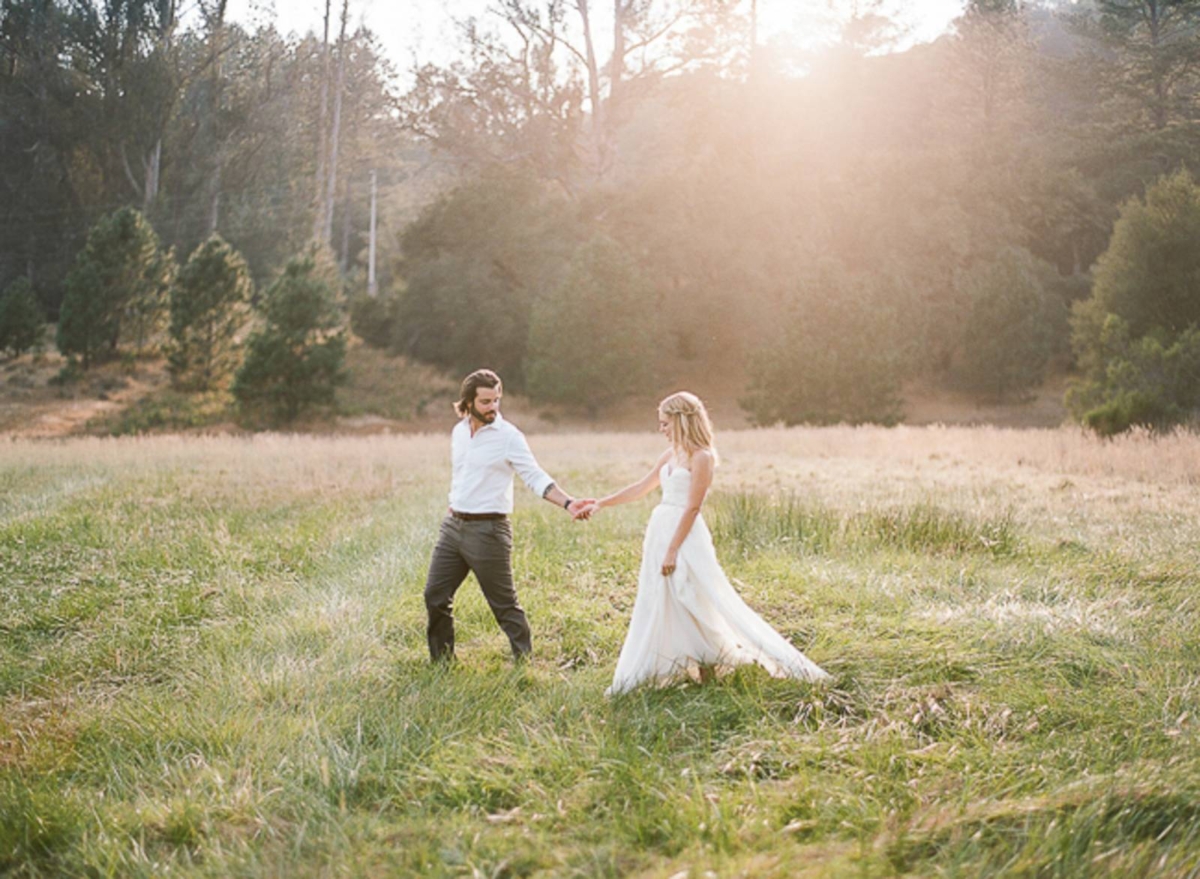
left=579, top=392, right=831, bottom=695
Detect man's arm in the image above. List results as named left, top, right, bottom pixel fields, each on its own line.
left=541, top=483, right=575, bottom=510
left=509, top=430, right=591, bottom=516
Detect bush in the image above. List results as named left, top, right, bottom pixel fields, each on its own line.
left=1088, top=168, right=1200, bottom=338
left=348, top=290, right=397, bottom=349
left=951, top=246, right=1066, bottom=401
left=1081, top=392, right=1175, bottom=437
left=98, top=390, right=234, bottom=436
left=1068, top=318, right=1200, bottom=436
left=168, top=235, right=253, bottom=391
left=524, top=236, right=654, bottom=412
left=1068, top=170, right=1200, bottom=434
left=233, top=253, right=347, bottom=423
left=741, top=262, right=903, bottom=426
left=0, top=277, right=45, bottom=357
left=392, top=172, right=577, bottom=385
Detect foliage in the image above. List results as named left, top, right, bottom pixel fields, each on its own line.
left=94, top=389, right=235, bottom=436
left=233, top=253, right=347, bottom=423
left=168, top=235, right=253, bottom=391
left=0, top=9, right=403, bottom=308
left=951, top=247, right=1066, bottom=401
left=123, top=244, right=177, bottom=356
left=525, top=236, right=654, bottom=411
left=393, top=173, right=577, bottom=386
left=1087, top=0, right=1200, bottom=132
left=1087, top=168, right=1200, bottom=339
left=0, top=277, right=45, bottom=357
left=335, top=344, right=458, bottom=421
left=1067, top=316, right=1200, bottom=436
left=348, top=290, right=398, bottom=350
left=1069, top=170, right=1200, bottom=434
left=56, top=208, right=173, bottom=368
left=7, top=0, right=1200, bottom=415
left=400, top=0, right=734, bottom=185
left=742, top=262, right=903, bottom=426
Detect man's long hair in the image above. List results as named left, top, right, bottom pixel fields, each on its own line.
left=454, top=369, right=502, bottom=417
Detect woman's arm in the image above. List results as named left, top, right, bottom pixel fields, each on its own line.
left=660, top=450, right=714, bottom=576
left=588, top=449, right=672, bottom=512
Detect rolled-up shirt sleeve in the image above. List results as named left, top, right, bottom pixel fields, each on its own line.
left=506, top=430, right=555, bottom=499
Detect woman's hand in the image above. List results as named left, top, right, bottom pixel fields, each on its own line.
left=572, top=500, right=601, bottom=520
left=661, top=548, right=678, bottom=576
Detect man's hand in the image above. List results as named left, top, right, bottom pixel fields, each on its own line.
left=568, top=498, right=597, bottom=520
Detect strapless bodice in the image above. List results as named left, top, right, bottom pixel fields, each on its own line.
left=659, top=463, right=692, bottom=507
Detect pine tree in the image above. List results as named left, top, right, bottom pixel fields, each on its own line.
left=233, top=254, right=347, bottom=422
left=56, top=208, right=172, bottom=367
left=0, top=277, right=46, bottom=357
left=168, top=235, right=253, bottom=391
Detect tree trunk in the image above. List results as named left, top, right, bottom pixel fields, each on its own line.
left=145, top=1, right=176, bottom=214
left=611, top=0, right=626, bottom=107
left=1149, top=3, right=1168, bottom=129
left=339, top=176, right=352, bottom=273
left=749, top=0, right=758, bottom=81
left=577, top=0, right=606, bottom=176
left=322, top=0, right=351, bottom=247
left=206, top=0, right=229, bottom=235
left=208, top=184, right=221, bottom=235
left=143, top=138, right=161, bottom=211
left=312, top=0, right=333, bottom=241
left=119, top=143, right=145, bottom=198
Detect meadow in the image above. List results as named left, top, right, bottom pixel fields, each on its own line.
left=2, top=425, right=1200, bottom=877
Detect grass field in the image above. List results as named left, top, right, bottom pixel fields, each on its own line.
left=2, top=425, right=1200, bottom=877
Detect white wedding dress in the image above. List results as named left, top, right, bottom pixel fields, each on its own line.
left=607, top=463, right=832, bottom=695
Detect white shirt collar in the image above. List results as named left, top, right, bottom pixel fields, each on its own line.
left=464, top=411, right=505, bottom=434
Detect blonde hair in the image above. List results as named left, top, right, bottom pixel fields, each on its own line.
left=659, top=391, right=719, bottom=465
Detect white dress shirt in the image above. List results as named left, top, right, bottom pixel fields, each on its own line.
left=448, top=413, right=556, bottom=514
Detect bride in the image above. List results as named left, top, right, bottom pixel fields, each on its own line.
left=579, top=391, right=831, bottom=695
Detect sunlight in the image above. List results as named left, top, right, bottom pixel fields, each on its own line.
left=227, top=0, right=970, bottom=77
left=755, top=0, right=966, bottom=51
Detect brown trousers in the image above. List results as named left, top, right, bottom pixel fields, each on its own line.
left=423, top=515, right=532, bottom=660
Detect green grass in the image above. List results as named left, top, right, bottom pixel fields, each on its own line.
left=2, top=434, right=1199, bottom=876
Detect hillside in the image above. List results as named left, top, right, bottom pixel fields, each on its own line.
left=0, top=342, right=1069, bottom=440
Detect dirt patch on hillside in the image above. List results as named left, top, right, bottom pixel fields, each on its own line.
left=0, top=352, right=171, bottom=439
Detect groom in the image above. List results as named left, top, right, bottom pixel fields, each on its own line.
left=424, top=368, right=590, bottom=662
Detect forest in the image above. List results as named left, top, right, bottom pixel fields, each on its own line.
left=2, top=0, right=1199, bottom=431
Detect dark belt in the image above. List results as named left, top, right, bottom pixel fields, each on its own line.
left=449, top=509, right=507, bottom=521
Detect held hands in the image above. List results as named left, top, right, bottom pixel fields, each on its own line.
left=568, top=498, right=597, bottom=521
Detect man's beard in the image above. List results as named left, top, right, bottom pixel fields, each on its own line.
left=469, top=403, right=497, bottom=424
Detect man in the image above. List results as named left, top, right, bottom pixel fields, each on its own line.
left=424, top=368, right=590, bottom=662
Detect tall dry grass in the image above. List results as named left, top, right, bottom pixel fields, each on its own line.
left=6, top=422, right=1198, bottom=484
